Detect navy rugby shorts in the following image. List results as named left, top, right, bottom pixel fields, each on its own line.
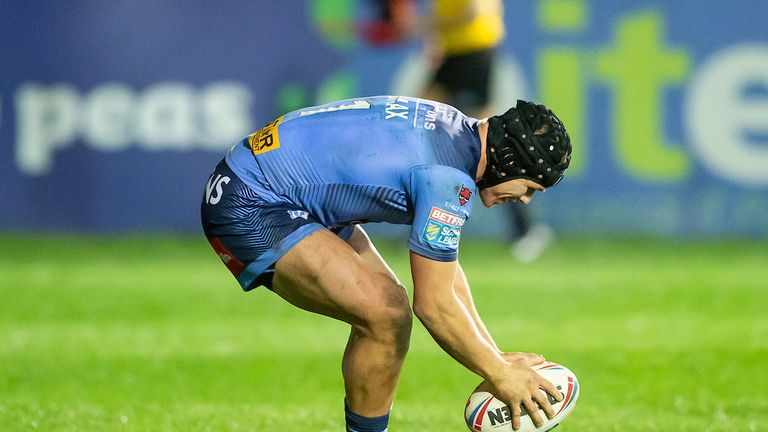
left=433, top=48, right=494, bottom=111
left=200, top=160, right=353, bottom=291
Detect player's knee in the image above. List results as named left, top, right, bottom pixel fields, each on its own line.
left=371, top=285, right=412, bottom=334
left=382, top=286, right=413, bottom=338
left=361, top=280, right=412, bottom=350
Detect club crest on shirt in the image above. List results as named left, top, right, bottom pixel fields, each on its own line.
left=458, top=186, right=472, bottom=206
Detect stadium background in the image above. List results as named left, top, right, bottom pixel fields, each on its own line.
left=2, top=0, right=767, bottom=236
left=1, top=1, right=767, bottom=431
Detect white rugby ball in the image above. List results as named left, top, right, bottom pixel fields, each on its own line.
left=464, top=362, right=580, bottom=432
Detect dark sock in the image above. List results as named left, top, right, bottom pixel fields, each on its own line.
left=344, top=399, right=390, bottom=432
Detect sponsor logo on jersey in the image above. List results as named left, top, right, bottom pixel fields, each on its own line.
left=208, top=236, right=245, bottom=277
left=459, top=186, right=472, bottom=206
left=205, top=174, right=231, bottom=205
left=424, top=222, right=441, bottom=241
left=247, top=115, right=283, bottom=155
left=287, top=210, right=309, bottom=220
left=414, top=102, right=456, bottom=131
left=421, top=206, right=465, bottom=248
left=429, top=207, right=466, bottom=227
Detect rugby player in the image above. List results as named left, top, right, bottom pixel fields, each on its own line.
left=201, top=96, right=571, bottom=431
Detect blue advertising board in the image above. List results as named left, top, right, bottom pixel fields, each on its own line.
left=1, top=0, right=766, bottom=237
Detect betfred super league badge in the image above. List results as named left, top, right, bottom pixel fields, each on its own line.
left=421, top=206, right=466, bottom=249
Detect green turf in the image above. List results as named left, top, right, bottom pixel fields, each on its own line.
left=1, top=233, right=767, bottom=431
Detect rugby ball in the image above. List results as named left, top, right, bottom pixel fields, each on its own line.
left=464, top=362, right=579, bottom=432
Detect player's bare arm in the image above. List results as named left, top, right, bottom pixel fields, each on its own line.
left=452, top=263, right=499, bottom=350
left=453, top=263, right=547, bottom=366
left=410, top=252, right=559, bottom=429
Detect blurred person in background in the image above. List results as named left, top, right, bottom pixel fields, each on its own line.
left=201, top=96, right=571, bottom=432
left=362, top=0, right=554, bottom=262
left=359, top=0, right=420, bottom=45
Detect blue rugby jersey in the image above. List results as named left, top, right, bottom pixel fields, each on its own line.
left=225, top=96, right=482, bottom=261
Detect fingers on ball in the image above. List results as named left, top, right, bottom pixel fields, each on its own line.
left=522, top=398, right=544, bottom=427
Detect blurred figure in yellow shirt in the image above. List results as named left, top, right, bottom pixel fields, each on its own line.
left=433, top=0, right=504, bottom=57
left=424, top=0, right=504, bottom=118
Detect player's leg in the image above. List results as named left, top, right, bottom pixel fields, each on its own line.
left=341, top=225, right=409, bottom=417
left=508, top=201, right=532, bottom=240
left=508, top=202, right=554, bottom=263
left=202, top=162, right=408, bottom=428
left=423, top=50, right=454, bottom=106
left=458, top=48, right=495, bottom=119
left=345, top=225, right=401, bottom=284
left=271, top=228, right=412, bottom=419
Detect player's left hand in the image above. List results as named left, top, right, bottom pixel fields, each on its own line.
left=500, top=352, right=546, bottom=367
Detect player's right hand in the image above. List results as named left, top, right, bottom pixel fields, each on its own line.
left=486, top=362, right=563, bottom=430
left=500, top=351, right=546, bottom=367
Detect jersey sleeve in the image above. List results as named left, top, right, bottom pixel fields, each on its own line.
left=405, top=165, right=477, bottom=262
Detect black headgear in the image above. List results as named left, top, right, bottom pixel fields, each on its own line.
left=477, top=100, right=572, bottom=189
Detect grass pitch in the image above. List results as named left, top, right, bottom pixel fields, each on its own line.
left=1, top=233, right=767, bottom=431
